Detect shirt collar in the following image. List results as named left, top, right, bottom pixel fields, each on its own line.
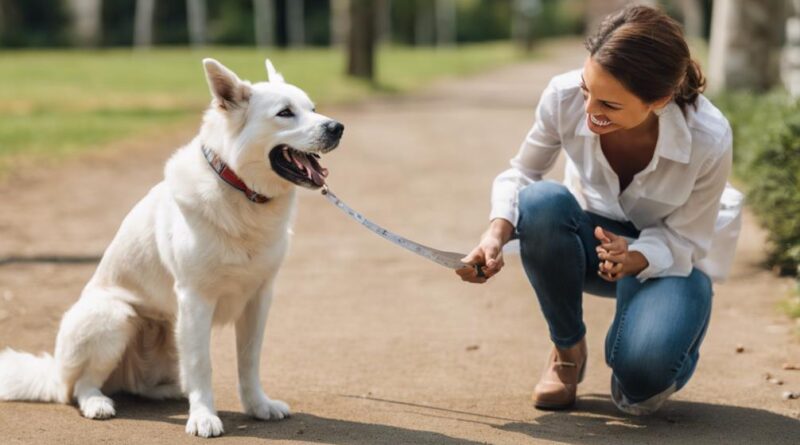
left=575, top=100, right=692, bottom=164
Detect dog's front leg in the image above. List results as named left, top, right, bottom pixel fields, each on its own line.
left=235, top=285, right=290, bottom=420
left=176, top=286, right=224, bottom=438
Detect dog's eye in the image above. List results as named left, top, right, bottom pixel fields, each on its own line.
left=277, top=108, right=294, bottom=118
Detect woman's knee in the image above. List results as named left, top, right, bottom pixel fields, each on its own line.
left=517, top=181, right=581, bottom=240
left=610, top=338, right=682, bottom=402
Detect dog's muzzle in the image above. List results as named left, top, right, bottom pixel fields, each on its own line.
left=321, top=121, right=344, bottom=153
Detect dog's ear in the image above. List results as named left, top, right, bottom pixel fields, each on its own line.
left=265, top=59, right=285, bottom=83
left=202, top=58, right=251, bottom=110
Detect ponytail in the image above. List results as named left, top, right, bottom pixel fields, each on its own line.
left=675, top=59, right=706, bottom=110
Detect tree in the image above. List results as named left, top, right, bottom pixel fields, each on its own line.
left=287, top=0, right=305, bottom=47
left=134, top=0, right=155, bottom=48
left=330, top=0, right=349, bottom=47
left=585, top=0, right=628, bottom=36
left=347, top=0, right=376, bottom=80
left=782, top=0, right=800, bottom=97
left=676, top=0, right=704, bottom=39
left=376, top=0, right=392, bottom=44
left=65, top=0, right=102, bottom=47
left=414, top=0, right=434, bottom=46
left=708, top=0, right=788, bottom=93
left=511, top=0, right=540, bottom=52
left=253, top=0, right=276, bottom=47
left=435, top=0, right=456, bottom=47
left=186, top=0, right=207, bottom=47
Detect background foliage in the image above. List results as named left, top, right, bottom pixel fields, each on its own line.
left=717, top=92, right=800, bottom=275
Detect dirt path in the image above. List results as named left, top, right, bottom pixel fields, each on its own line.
left=1, top=41, right=799, bottom=444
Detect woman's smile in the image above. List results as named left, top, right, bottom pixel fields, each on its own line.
left=590, top=114, right=613, bottom=127
left=587, top=113, right=618, bottom=133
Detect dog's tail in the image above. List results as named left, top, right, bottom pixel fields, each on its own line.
left=0, top=348, right=68, bottom=403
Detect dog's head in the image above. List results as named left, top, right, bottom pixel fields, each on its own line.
left=201, top=58, right=343, bottom=193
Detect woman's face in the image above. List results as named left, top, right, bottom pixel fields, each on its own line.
left=580, top=57, right=668, bottom=135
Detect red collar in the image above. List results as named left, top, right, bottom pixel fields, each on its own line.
left=202, top=145, right=270, bottom=204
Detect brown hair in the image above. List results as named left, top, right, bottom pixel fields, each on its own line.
left=584, top=5, right=706, bottom=111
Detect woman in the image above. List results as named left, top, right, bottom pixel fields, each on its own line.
left=457, top=5, right=742, bottom=415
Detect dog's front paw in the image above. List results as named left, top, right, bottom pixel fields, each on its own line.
left=245, top=396, right=291, bottom=421
left=186, top=410, right=224, bottom=438
left=80, top=395, right=116, bottom=420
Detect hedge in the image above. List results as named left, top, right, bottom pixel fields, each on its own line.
left=715, top=92, right=800, bottom=275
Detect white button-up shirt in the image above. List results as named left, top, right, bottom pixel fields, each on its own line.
left=491, top=69, right=743, bottom=282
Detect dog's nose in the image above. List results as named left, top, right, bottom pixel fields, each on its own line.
left=325, top=121, right=344, bottom=139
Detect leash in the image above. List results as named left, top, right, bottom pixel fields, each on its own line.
left=321, top=185, right=484, bottom=276
left=0, top=255, right=101, bottom=266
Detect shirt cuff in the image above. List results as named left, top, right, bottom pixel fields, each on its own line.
left=628, top=240, right=673, bottom=282
left=489, top=201, right=519, bottom=228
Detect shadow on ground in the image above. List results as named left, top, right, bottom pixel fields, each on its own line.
left=112, top=393, right=800, bottom=444
left=113, top=394, right=486, bottom=444
left=500, top=394, right=800, bottom=445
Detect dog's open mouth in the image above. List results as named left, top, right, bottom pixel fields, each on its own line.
left=269, top=145, right=329, bottom=189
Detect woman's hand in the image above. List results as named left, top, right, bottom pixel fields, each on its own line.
left=457, top=218, right=514, bottom=283
left=594, top=227, right=649, bottom=282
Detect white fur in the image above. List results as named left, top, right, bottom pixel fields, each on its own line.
left=0, top=58, right=341, bottom=438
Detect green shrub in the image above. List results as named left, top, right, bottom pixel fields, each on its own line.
left=716, top=92, right=800, bottom=275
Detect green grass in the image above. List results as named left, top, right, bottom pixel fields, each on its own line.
left=0, top=43, right=527, bottom=169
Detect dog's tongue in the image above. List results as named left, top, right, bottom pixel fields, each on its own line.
left=295, top=152, right=328, bottom=187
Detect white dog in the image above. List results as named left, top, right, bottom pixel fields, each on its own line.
left=0, top=58, right=343, bottom=437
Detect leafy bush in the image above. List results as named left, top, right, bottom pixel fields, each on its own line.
left=716, top=92, right=800, bottom=275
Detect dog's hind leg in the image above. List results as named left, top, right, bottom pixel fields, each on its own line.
left=55, top=289, right=137, bottom=419
left=106, top=318, right=184, bottom=401
left=236, top=285, right=290, bottom=420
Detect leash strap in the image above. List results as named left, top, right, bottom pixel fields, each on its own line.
left=321, top=185, right=482, bottom=275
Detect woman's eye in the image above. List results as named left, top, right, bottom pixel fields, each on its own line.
left=277, top=108, right=294, bottom=118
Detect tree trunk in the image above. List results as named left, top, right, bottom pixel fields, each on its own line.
left=253, top=0, right=276, bottom=47
left=66, top=0, right=102, bottom=47
left=585, top=0, right=629, bottom=36
left=414, top=0, right=434, bottom=46
left=347, top=0, right=376, bottom=80
left=782, top=0, right=800, bottom=97
left=287, top=0, right=305, bottom=48
left=376, top=0, right=392, bottom=44
left=186, top=0, right=207, bottom=47
left=512, top=0, right=541, bottom=52
left=134, top=0, right=155, bottom=48
left=435, top=0, right=456, bottom=47
left=330, top=0, right=350, bottom=47
left=677, top=0, right=704, bottom=39
left=709, top=0, right=787, bottom=93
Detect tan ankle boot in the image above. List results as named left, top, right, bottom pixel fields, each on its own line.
left=532, top=339, right=587, bottom=410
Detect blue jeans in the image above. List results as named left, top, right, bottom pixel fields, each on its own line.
left=516, top=181, right=713, bottom=403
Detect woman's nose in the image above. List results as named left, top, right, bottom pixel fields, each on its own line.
left=584, top=98, right=601, bottom=116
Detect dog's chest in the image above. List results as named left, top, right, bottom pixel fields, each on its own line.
left=199, top=264, right=264, bottom=324
left=200, top=243, right=285, bottom=324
